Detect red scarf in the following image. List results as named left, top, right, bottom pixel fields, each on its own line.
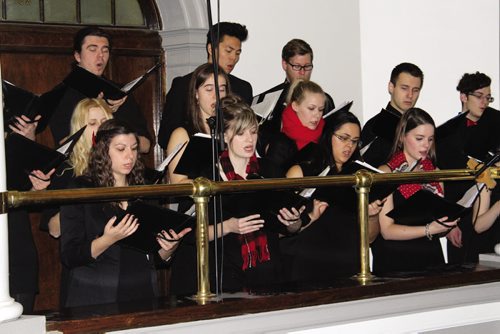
left=219, top=150, right=270, bottom=271
left=281, top=104, right=325, bottom=150
left=387, top=151, right=443, bottom=199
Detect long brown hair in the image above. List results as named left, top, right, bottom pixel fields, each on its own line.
left=186, top=63, right=230, bottom=135
left=86, top=119, right=144, bottom=187
left=389, top=107, right=437, bottom=164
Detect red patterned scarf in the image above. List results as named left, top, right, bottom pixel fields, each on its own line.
left=281, top=103, right=325, bottom=150
left=387, top=151, right=443, bottom=199
left=219, top=150, right=270, bottom=271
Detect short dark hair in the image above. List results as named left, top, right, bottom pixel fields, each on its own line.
left=456, top=72, right=491, bottom=94
left=206, top=22, right=248, bottom=48
left=281, top=39, right=313, bottom=62
left=390, top=62, right=424, bottom=87
left=73, top=26, right=111, bottom=53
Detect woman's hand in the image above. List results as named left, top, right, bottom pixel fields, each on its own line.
left=429, top=216, right=458, bottom=236
left=446, top=226, right=462, bottom=248
left=103, top=214, right=139, bottom=243
left=157, top=227, right=192, bottom=261
left=277, top=206, right=304, bottom=233
left=226, top=214, right=264, bottom=235
left=309, top=199, right=329, bottom=223
left=368, top=198, right=386, bottom=217
left=29, top=168, right=55, bottom=191
left=91, top=214, right=139, bottom=259
left=9, top=115, right=41, bottom=140
left=99, top=92, right=127, bottom=112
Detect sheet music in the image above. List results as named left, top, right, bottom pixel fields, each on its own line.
left=121, top=62, right=162, bottom=93
left=457, top=183, right=485, bottom=208
left=56, top=139, right=72, bottom=154
left=156, top=141, right=187, bottom=171
left=360, top=137, right=376, bottom=156
left=299, top=166, right=331, bottom=198
left=354, top=160, right=384, bottom=173
left=322, top=100, right=353, bottom=119
left=251, top=89, right=283, bottom=121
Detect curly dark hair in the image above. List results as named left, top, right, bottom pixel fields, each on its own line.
left=456, top=72, right=491, bottom=94
left=86, top=119, right=144, bottom=187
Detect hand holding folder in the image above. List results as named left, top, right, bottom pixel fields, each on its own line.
left=116, top=200, right=195, bottom=254
left=5, top=126, right=85, bottom=191
left=386, top=189, right=470, bottom=226
left=63, top=62, right=162, bottom=100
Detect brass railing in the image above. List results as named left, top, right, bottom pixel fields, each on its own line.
left=2, top=167, right=499, bottom=301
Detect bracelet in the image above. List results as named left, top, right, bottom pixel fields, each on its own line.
left=425, top=223, right=433, bottom=240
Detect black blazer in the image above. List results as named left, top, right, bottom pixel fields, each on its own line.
left=157, top=70, right=253, bottom=148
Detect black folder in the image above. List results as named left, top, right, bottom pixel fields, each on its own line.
left=144, top=141, right=187, bottom=184
left=5, top=126, right=85, bottom=191
left=173, top=134, right=212, bottom=178
left=118, top=200, right=195, bottom=253
left=63, top=62, right=161, bottom=100
left=386, top=189, right=471, bottom=226
left=2, top=80, right=41, bottom=132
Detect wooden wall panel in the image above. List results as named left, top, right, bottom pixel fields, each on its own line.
left=1, top=23, right=164, bottom=311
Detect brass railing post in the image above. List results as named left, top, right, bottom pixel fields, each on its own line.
left=354, top=170, right=373, bottom=284
left=191, top=177, right=216, bottom=303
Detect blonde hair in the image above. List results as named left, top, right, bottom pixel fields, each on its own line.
left=285, top=79, right=325, bottom=105
left=69, top=98, right=113, bottom=176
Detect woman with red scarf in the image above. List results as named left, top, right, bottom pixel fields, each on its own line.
left=262, top=80, right=326, bottom=177
left=373, top=108, right=458, bottom=274
left=170, top=96, right=304, bottom=295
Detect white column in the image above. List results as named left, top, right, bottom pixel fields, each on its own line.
left=0, top=62, right=23, bottom=322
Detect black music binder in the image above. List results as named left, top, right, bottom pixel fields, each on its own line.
left=118, top=200, right=195, bottom=253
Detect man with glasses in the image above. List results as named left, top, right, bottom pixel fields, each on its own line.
left=157, top=22, right=253, bottom=149
left=257, top=39, right=334, bottom=154
left=436, top=71, right=500, bottom=264
left=360, top=62, right=424, bottom=167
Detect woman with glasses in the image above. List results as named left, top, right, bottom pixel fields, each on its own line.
left=373, top=108, right=458, bottom=275
left=261, top=80, right=326, bottom=177
left=281, top=110, right=383, bottom=282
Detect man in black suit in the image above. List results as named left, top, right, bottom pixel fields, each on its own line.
left=256, top=39, right=334, bottom=154
left=360, top=62, right=424, bottom=167
left=437, top=72, right=500, bottom=264
left=157, top=22, right=253, bottom=149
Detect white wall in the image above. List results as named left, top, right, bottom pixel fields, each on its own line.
left=208, top=0, right=499, bottom=125
left=359, top=0, right=500, bottom=126
left=210, top=0, right=363, bottom=119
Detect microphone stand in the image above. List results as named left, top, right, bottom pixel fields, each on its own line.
left=206, top=0, right=225, bottom=298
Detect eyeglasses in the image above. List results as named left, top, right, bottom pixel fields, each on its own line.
left=333, top=133, right=360, bottom=147
left=468, top=93, right=494, bottom=103
left=287, top=62, right=313, bottom=72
